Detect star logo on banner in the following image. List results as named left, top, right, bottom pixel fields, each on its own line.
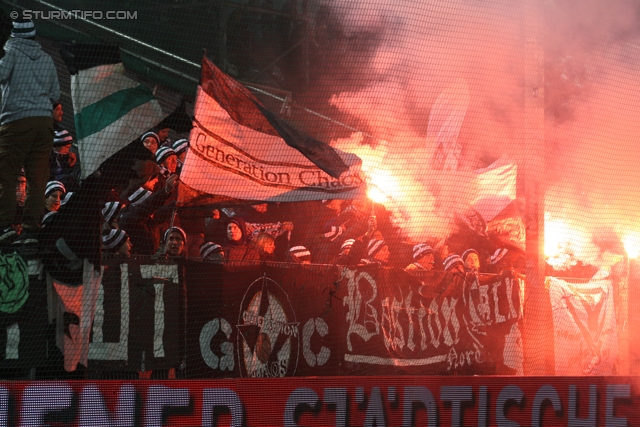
left=237, top=274, right=299, bottom=377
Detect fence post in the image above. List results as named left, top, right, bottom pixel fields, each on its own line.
left=617, top=257, right=630, bottom=374
left=523, top=0, right=552, bottom=375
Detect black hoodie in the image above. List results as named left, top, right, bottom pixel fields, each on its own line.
left=220, top=217, right=259, bottom=262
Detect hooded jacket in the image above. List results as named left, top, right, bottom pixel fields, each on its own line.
left=221, top=217, right=260, bottom=263
left=0, top=38, right=60, bottom=124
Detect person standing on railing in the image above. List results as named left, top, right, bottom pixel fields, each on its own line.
left=13, top=169, right=26, bottom=226
left=0, top=18, right=59, bottom=244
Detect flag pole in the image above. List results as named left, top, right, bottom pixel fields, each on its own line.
left=162, top=176, right=182, bottom=255
left=522, top=0, right=549, bottom=375
left=619, top=254, right=630, bottom=374
left=161, top=51, right=206, bottom=256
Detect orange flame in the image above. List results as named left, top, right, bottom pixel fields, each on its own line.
left=544, top=215, right=600, bottom=270
left=622, top=232, right=640, bottom=259
left=544, top=218, right=573, bottom=258
left=367, top=169, right=404, bottom=204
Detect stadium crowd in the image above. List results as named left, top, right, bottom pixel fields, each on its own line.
left=0, top=18, right=523, bottom=281
left=43, top=117, right=524, bottom=279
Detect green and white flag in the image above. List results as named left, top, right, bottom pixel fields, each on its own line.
left=62, top=44, right=164, bottom=179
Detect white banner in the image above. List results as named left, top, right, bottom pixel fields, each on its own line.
left=548, top=272, right=619, bottom=375
left=53, top=260, right=102, bottom=372
left=179, top=86, right=365, bottom=203
left=472, top=156, right=517, bottom=223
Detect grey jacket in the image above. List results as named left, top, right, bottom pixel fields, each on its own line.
left=0, top=38, right=60, bottom=124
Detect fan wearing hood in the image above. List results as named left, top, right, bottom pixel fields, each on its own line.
left=0, top=19, right=60, bottom=243
left=220, top=217, right=260, bottom=263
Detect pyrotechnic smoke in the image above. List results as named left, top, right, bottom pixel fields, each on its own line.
left=306, top=0, right=640, bottom=267
left=309, top=0, right=525, bottom=244
left=543, top=0, right=640, bottom=268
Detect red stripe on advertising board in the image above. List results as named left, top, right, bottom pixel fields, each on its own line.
left=0, top=376, right=636, bottom=426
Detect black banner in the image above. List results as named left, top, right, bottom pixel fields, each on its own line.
left=185, top=262, right=333, bottom=378
left=186, top=262, right=522, bottom=378
left=3, top=258, right=522, bottom=376
left=87, top=261, right=182, bottom=371
left=0, top=260, right=49, bottom=370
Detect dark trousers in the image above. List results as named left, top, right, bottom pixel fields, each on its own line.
left=0, top=116, right=54, bottom=228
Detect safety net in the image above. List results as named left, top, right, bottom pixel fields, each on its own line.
left=0, top=0, right=638, bottom=387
